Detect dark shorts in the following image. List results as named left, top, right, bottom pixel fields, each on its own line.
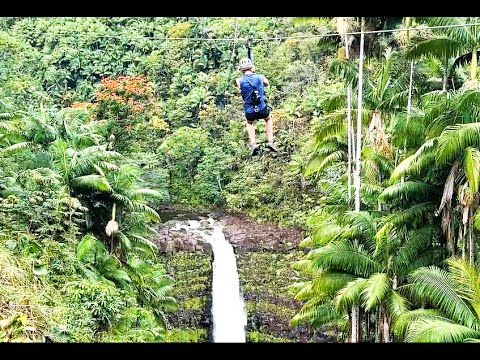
left=245, top=107, right=270, bottom=124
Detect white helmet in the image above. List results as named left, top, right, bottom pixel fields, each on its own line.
left=239, top=57, right=253, bottom=71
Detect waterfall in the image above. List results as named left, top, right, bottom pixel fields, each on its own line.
left=173, top=218, right=247, bottom=342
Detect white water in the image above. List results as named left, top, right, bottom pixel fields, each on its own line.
left=173, top=218, right=247, bottom=342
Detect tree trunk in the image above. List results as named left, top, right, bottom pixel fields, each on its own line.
left=347, top=86, right=353, bottom=203
left=345, top=31, right=353, bottom=206
left=383, top=308, right=391, bottom=343
left=407, top=60, right=414, bottom=114
left=351, top=116, right=356, bottom=172
left=351, top=305, right=360, bottom=342
left=471, top=47, right=477, bottom=80
left=375, top=305, right=382, bottom=343
left=443, top=56, right=448, bottom=92
left=354, top=18, right=365, bottom=213
left=469, top=209, right=475, bottom=264
left=350, top=19, right=365, bottom=344
left=347, top=85, right=353, bottom=202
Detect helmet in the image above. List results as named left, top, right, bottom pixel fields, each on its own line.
left=239, top=57, right=253, bottom=71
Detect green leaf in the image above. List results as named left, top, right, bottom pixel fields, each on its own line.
left=72, top=174, right=112, bottom=192
left=379, top=181, right=434, bottom=202
left=408, top=266, right=478, bottom=328
left=308, top=240, right=378, bottom=277
left=437, top=123, right=480, bottom=165
left=335, top=277, right=368, bottom=311
left=33, top=264, right=48, bottom=276
left=393, top=308, right=448, bottom=339
left=361, top=273, right=390, bottom=311
left=405, top=318, right=480, bottom=343
left=464, top=147, right=480, bottom=192
left=390, top=138, right=437, bottom=182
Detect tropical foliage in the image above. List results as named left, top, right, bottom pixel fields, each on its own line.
left=2, top=16, right=480, bottom=343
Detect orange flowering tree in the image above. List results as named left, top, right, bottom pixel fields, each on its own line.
left=89, top=75, right=168, bottom=151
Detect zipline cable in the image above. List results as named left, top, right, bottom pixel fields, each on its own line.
left=15, top=21, right=480, bottom=42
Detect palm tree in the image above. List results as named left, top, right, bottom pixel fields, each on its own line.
left=77, top=233, right=177, bottom=327
left=104, top=163, right=163, bottom=260
left=408, top=18, right=480, bottom=85
left=390, top=89, right=480, bottom=261
left=396, top=257, right=480, bottom=342
left=291, top=208, right=443, bottom=342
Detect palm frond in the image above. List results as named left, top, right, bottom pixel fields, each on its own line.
left=104, top=268, right=132, bottom=284
left=390, top=138, right=438, bottom=182
left=387, top=290, right=410, bottom=320
left=329, top=59, right=358, bottom=86
left=77, top=233, right=107, bottom=261
left=341, top=211, right=377, bottom=251
left=361, top=273, right=390, bottom=311
left=291, top=301, right=341, bottom=328
left=304, top=150, right=346, bottom=177
left=71, top=174, right=112, bottom=192
left=309, top=222, right=347, bottom=247
left=474, top=208, right=480, bottom=231
left=383, top=202, right=436, bottom=228
left=308, top=240, right=378, bottom=277
left=130, top=203, right=160, bottom=222
left=130, top=188, right=163, bottom=200
left=323, top=94, right=347, bottom=113
left=393, top=308, right=448, bottom=339
left=406, top=36, right=463, bottom=61
left=405, top=318, right=480, bottom=342
left=453, top=89, right=480, bottom=114
left=393, top=225, right=439, bottom=277
left=1, top=141, right=33, bottom=153
left=128, top=233, right=158, bottom=255
left=335, top=277, right=368, bottom=312
left=439, top=163, right=458, bottom=213
left=464, top=147, right=480, bottom=192
left=408, top=266, right=478, bottom=328
left=379, top=181, right=435, bottom=203
left=437, top=123, right=480, bottom=165
left=446, top=258, right=480, bottom=320
left=313, top=111, right=348, bottom=143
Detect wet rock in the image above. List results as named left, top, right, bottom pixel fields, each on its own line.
left=199, top=220, right=213, bottom=230
left=219, top=213, right=305, bottom=252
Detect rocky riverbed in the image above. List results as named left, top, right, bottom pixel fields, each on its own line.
left=153, top=208, right=327, bottom=343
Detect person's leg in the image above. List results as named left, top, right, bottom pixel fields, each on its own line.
left=265, top=115, right=273, bottom=143
left=264, top=110, right=277, bottom=152
left=245, top=117, right=260, bottom=156
left=246, top=120, right=257, bottom=146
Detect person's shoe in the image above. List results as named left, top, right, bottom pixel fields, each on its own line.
left=251, top=145, right=260, bottom=156
left=265, top=142, right=278, bottom=152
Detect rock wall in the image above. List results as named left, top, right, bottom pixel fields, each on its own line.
left=153, top=210, right=320, bottom=343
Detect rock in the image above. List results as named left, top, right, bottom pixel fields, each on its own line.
left=199, top=220, right=210, bottom=227
left=219, top=213, right=304, bottom=252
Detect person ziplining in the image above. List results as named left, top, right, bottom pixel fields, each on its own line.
left=235, top=57, right=278, bottom=157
